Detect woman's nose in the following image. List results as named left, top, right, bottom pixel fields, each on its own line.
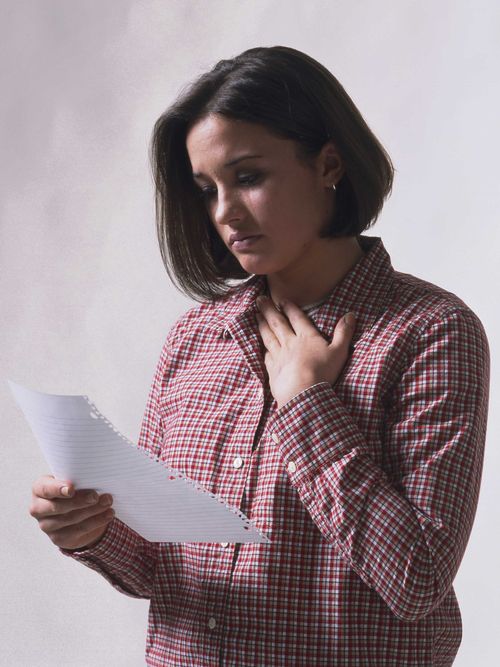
left=213, top=188, right=242, bottom=226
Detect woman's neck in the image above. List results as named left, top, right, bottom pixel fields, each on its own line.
left=265, top=236, right=365, bottom=308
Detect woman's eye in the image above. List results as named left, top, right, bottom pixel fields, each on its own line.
left=198, top=187, right=216, bottom=199
left=238, top=173, right=260, bottom=185
left=196, top=173, right=261, bottom=200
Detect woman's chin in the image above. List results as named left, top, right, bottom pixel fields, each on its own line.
left=235, top=258, right=273, bottom=276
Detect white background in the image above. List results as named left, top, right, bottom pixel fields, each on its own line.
left=1, top=1, right=499, bottom=665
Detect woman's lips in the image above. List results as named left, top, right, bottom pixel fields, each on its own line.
left=230, top=235, right=264, bottom=250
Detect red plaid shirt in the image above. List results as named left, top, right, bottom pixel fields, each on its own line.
left=63, top=236, right=490, bottom=666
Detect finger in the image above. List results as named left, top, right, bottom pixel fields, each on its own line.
left=256, top=312, right=280, bottom=352
left=49, top=510, right=115, bottom=549
left=279, top=299, right=318, bottom=336
left=329, top=312, right=356, bottom=350
left=38, top=502, right=115, bottom=534
left=30, top=491, right=113, bottom=519
left=256, top=296, right=293, bottom=344
left=32, top=475, right=76, bottom=500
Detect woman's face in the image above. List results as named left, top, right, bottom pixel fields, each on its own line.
left=186, top=113, right=342, bottom=278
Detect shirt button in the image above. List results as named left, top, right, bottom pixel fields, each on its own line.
left=233, top=456, right=244, bottom=469
left=287, top=461, right=297, bottom=473
left=208, top=617, right=217, bottom=629
left=220, top=542, right=229, bottom=548
left=271, top=433, right=280, bottom=445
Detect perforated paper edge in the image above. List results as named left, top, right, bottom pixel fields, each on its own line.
left=82, top=395, right=269, bottom=542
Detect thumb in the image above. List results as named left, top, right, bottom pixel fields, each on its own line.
left=342, top=312, right=356, bottom=330
left=330, top=312, right=356, bottom=347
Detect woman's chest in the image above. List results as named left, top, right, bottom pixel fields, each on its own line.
left=156, top=334, right=398, bottom=498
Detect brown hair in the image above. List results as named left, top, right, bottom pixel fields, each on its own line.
left=150, top=45, right=394, bottom=301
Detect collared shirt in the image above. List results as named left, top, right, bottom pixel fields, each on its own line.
left=63, top=236, right=490, bottom=666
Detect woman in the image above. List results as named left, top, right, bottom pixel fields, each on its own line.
left=29, top=46, right=490, bottom=666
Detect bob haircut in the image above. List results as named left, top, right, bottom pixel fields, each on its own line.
left=151, top=45, right=394, bottom=302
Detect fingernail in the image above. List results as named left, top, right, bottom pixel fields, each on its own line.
left=86, top=492, right=98, bottom=504
left=343, top=313, right=356, bottom=327
left=61, top=486, right=71, bottom=497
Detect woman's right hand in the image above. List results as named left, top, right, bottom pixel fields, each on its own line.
left=30, top=475, right=115, bottom=551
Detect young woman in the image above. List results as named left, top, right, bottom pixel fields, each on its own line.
left=29, top=46, right=490, bottom=666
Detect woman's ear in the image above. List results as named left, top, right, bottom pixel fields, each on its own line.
left=318, top=140, right=344, bottom=187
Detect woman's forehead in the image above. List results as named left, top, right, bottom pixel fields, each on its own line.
left=186, top=115, right=291, bottom=171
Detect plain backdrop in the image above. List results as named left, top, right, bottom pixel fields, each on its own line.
left=1, top=1, right=499, bottom=665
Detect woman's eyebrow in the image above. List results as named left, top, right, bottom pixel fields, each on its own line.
left=192, top=154, right=264, bottom=178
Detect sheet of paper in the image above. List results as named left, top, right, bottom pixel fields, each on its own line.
left=9, top=380, right=270, bottom=544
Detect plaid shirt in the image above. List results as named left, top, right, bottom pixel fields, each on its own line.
left=64, top=236, right=490, bottom=666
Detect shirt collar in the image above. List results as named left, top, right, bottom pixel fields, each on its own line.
left=208, top=235, right=396, bottom=347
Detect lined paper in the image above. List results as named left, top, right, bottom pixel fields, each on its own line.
left=9, top=380, right=270, bottom=544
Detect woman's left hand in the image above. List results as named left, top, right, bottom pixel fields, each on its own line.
left=255, top=295, right=356, bottom=410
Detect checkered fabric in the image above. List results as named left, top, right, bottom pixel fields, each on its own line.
left=63, top=236, right=490, bottom=666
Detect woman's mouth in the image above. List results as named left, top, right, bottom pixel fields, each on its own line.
left=230, top=235, right=264, bottom=251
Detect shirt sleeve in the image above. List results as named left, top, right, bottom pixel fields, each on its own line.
left=59, top=321, right=183, bottom=599
left=267, top=308, right=490, bottom=622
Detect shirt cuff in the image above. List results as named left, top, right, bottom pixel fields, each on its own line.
left=267, top=381, right=371, bottom=486
left=59, top=518, right=130, bottom=565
